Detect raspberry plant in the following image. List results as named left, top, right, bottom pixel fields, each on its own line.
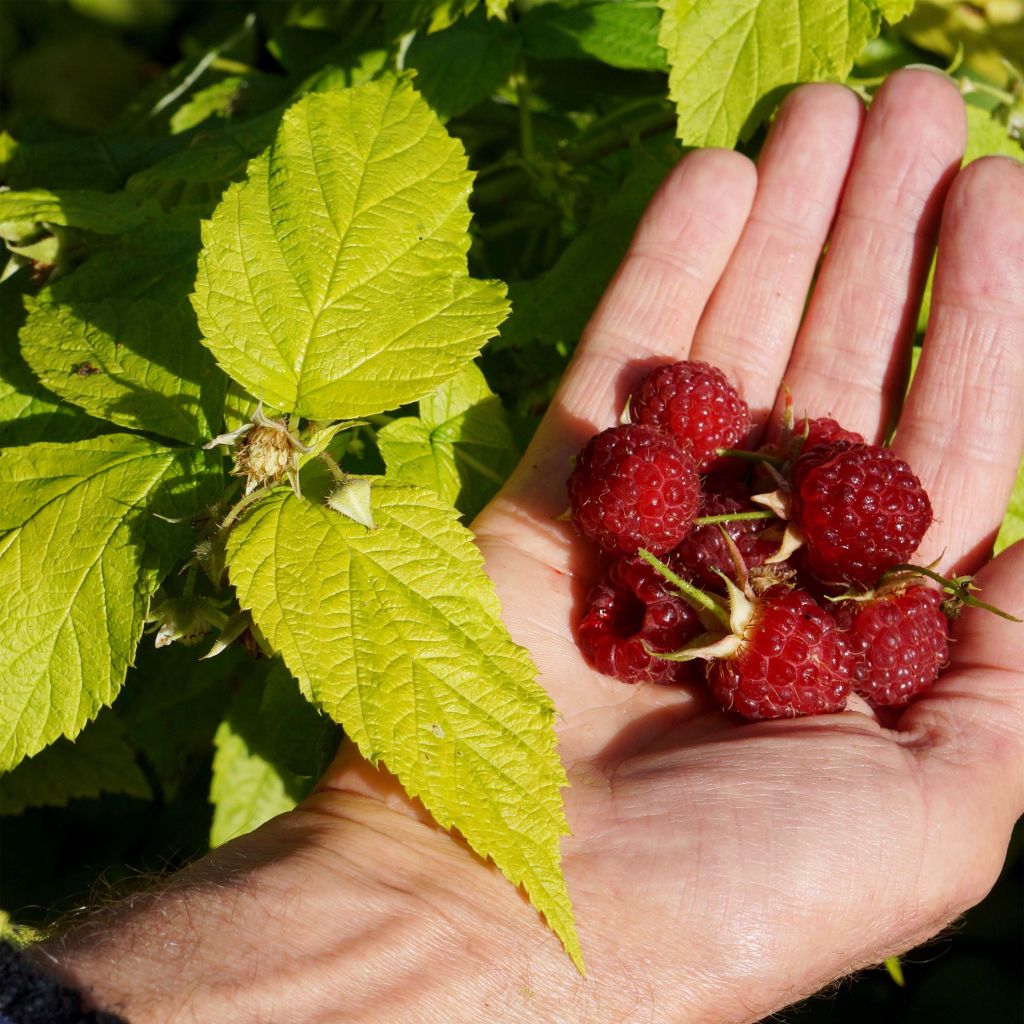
left=0, top=0, right=1022, bottom=991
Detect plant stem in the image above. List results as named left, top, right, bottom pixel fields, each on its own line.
left=715, top=448, right=785, bottom=468
left=693, top=510, right=777, bottom=526
left=638, top=549, right=731, bottom=629
left=516, top=70, right=535, bottom=164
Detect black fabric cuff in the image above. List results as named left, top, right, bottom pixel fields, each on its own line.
left=0, top=941, right=128, bottom=1024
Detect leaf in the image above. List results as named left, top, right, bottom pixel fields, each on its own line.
left=124, top=108, right=283, bottom=216
left=521, top=1, right=668, bottom=72
left=0, top=275, right=106, bottom=446
left=114, top=641, right=240, bottom=798
left=499, top=158, right=669, bottom=351
left=0, top=709, right=149, bottom=816
left=226, top=482, right=581, bottom=969
left=192, top=75, right=509, bottom=420
left=657, top=0, right=913, bottom=147
left=19, top=219, right=228, bottom=443
left=377, top=362, right=518, bottom=519
left=0, top=436, right=219, bottom=771
left=996, top=455, right=1024, bottom=556
left=0, top=189, right=159, bottom=239
left=209, top=675, right=312, bottom=847
left=259, top=661, right=341, bottom=778
left=406, top=8, right=521, bottom=120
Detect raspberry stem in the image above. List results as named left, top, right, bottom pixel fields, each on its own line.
left=637, top=549, right=732, bottom=629
left=693, top=510, right=777, bottom=527
left=887, top=563, right=1022, bottom=622
left=715, top=448, right=785, bottom=468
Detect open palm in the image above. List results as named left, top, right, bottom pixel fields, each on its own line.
left=327, top=70, right=1024, bottom=1021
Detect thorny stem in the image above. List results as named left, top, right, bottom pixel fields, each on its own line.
left=693, top=510, right=777, bottom=526
left=886, top=563, right=1022, bottom=622
left=715, top=448, right=785, bottom=468
left=218, top=486, right=271, bottom=538
left=319, top=451, right=346, bottom=483
left=638, top=549, right=732, bottom=630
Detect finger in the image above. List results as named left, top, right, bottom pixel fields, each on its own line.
left=689, top=84, right=864, bottom=427
left=553, top=149, right=757, bottom=431
left=892, top=156, right=1024, bottom=572
left=778, top=69, right=966, bottom=440
left=900, top=541, right=1024, bottom=875
left=486, top=150, right=756, bottom=525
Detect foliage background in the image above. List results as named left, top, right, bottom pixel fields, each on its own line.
left=1, top=0, right=1021, bottom=1018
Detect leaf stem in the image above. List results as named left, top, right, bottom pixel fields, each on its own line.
left=637, top=549, right=731, bottom=629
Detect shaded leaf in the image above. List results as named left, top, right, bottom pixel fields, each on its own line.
left=209, top=674, right=311, bottom=846
left=522, top=1, right=668, bottom=71
left=0, top=710, right=149, bottom=816
left=0, top=436, right=219, bottom=771
left=19, top=219, right=228, bottom=443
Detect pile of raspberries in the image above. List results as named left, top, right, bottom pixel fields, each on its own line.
left=568, top=359, right=958, bottom=720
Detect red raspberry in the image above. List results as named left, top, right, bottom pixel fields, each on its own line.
left=670, top=484, right=781, bottom=592
left=788, top=417, right=865, bottom=460
left=834, top=586, right=949, bottom=706
left=791, top=441, right=932, bottom=585
left=710, top=587, right=852, bottom=719
left=629, top=360, right=751, bottom=472
left=568, top=424, right=700, bottom=555
left=577, top=555, right=702, bottom=685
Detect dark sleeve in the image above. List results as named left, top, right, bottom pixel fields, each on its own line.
left=0, top=941, right=129, bottom=1024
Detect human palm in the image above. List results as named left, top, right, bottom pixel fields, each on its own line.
left=326, top=70, right=1024, bottom=1021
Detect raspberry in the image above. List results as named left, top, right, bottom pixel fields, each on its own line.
left=791, top=441, right=932, bottom=585
left=629, top=360, right=751, bottom=472
left=670, top=484, right=781, bottom=592
left=710, top=587, right=852, bottom=719
left=568, top=424, right=700, bottom=555
left=577, top=556, right=701, bottom=685
left=788, top=417, right=865, bottom=460
left=835, top=585, right=949, bottom=706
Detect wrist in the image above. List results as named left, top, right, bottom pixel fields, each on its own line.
left=30, top=790, right=583, bottom=1024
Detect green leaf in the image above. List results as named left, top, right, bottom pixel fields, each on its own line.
left=407, top=8, right=521, bottom=120
left=209, top=675, right=311, bottom=847
left=0, top=436, right=219, bottom=771
left=0, top=189, right=159, bottom=239
left=193, top=75, right=509, bottom=420
left=657, top=0, right=912, bottom=147
left=226, top=481, right=581, bottom=969
left=521, top=1, right=668, bottom=72
left=259, top=661, right=340, bottom=778
left=0, top=709, right=150, bottom=816
left=19, top=219, right=228, bottom=443
left=996, top=455, right=1024, bottom=556
left=125, top=108, right=283, bottom=217
left=0, top=275, right=106, bottom=446
left=499, top=158, right=668, bottom=352
left=377, top=362, right=518, bottom=519
left=114, top=641, right=240, bottom=798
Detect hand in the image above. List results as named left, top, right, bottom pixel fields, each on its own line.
left=36, top=69, right=1024, bottom=1023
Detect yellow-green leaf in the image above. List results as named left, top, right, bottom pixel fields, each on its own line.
left=226, top=482, right=581, bottom=968
left=192, top=75, right=509, bottom=420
